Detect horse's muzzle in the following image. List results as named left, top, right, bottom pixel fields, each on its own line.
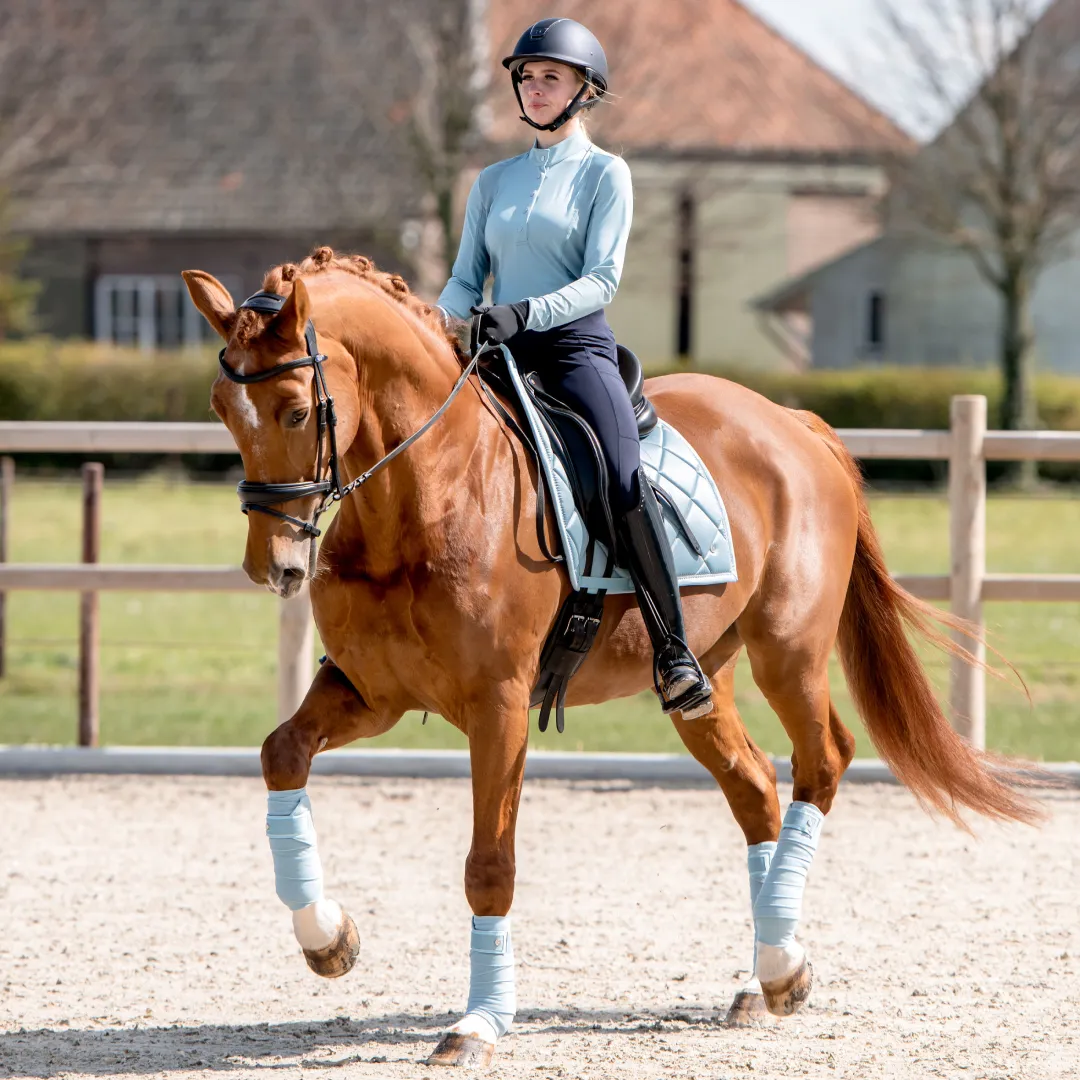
left=244, top=549, right=308, bottom=597
left=274, top=566, right=307, bottom=599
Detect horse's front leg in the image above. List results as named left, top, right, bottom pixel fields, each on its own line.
left=429, top=696, right=529, bottom=1069
left=261, top=659, right=398, bottom=977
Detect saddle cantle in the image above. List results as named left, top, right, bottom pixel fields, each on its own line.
left=617, top=344, right=658, bottom=437
left=476, top=344, right=738, bottom=735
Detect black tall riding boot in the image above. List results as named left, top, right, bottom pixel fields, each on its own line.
left=617, top=470, right=713, bottom=720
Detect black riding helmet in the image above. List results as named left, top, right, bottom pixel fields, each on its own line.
left=502, top=18, right=608, bottom=133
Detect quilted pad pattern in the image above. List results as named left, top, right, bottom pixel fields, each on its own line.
left=502, top=349, right=738, bottom=594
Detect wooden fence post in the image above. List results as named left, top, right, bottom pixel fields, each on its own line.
left=278, top=583, right=314, bottom=725
left=949, top=395, right=987, bottom=749
left=79, top=463, right=104, bottom=747
left=0, top=456, right=12, bottom=678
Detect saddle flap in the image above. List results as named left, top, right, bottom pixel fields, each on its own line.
left=523, top=371, right=618, bottom=552
left=496, top=345, right=738, bottom=597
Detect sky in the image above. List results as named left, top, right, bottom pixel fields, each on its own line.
left=741, top=0, right=882, bottom=80
left=739, top=0, right=931, bottom=135
left=739, top=0, right=1055, bottom=138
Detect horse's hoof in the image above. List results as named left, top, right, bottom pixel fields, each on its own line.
left=426, top=1032, right=495, bottom=1068
left=722, top=990, right=772, bottom=1027
left=760, top=958, right=813, bottom=1016
left=302, top=911, right=360, bottom=978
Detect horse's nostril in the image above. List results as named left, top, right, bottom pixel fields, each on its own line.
left=282, top=567, right=305, bottom=584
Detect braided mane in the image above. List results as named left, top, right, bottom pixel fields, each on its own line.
left=235, top=246, right=465, bottom=362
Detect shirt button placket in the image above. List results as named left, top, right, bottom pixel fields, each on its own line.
left=522, top=165, right=544, bottom=242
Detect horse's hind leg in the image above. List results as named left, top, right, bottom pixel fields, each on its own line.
left=260, top=660, right=399, bottom=977
left=671, top=652, right=782, bottom=1027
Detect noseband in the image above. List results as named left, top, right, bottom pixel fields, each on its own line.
left=218, top=290, right=479, bottom=541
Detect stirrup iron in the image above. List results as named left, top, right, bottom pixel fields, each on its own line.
left=654, top=639, right=713, bottom=719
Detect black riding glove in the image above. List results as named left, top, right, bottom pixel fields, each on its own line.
left=470, top=301, right=530, bottom=347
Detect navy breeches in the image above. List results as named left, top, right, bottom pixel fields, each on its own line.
left=507, top=310, right=641, bottom=513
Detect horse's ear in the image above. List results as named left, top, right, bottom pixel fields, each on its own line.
left=269, top=278, right=310, bottom=345
left=181, top=270, right=236, bottom=342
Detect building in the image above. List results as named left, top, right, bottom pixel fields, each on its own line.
left=2, top=0, right=430, bottom=345
left=488, top=0, right=911, bottom=367
left=3, top=0, right=909, bottom=364
left=752, top=229, right=1080, bottom=373
left=753, top=0, right=1080, bottom=373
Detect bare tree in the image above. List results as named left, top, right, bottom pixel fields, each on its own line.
left=879, top=0, right=1080, bottom=455
left=304, top=0, right=488, bottom=291
left=0, top=3, right=130, bottom=190
left=0, top=3, right=119, bottom=333
left=398, top=0, right=490, bottom=281
left=0, top=190, right=37, bottom=337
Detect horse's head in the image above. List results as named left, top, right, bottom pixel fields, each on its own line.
left=182, top=269, right=358, bottom=597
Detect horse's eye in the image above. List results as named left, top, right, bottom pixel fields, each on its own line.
left=290, top=408, right=309, bottom=427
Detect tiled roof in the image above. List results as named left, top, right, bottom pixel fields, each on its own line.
left=0, top=0, right=428, bottom=233
left=0, top=0, right=913, bottom=236
left=487, top=0, right=914, bottom=157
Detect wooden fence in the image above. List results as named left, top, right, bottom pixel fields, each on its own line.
left=3, top=395, right=1080, bottom=749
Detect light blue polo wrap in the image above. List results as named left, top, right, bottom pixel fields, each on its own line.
left=754, top=802, right=823, bottom=948
left=748, top=840, right=777, bottom=969
left=747, top=841, right=777, bottom=911
left=465, top=915, right=516, bottom=1038
left=266, top=788, right=324, bottom=911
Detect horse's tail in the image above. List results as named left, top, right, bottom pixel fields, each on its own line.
left=791, top=409, right=1040, bottom=827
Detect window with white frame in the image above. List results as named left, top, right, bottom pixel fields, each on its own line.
left=94, top=274, right=242, bottom=350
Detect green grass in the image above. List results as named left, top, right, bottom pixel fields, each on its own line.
left=2, top=477, right=1079, bottom=761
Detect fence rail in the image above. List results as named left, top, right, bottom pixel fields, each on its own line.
left=2, top=399, right=1079, bottom=749
left=6, top=420, right=1080, bottom=461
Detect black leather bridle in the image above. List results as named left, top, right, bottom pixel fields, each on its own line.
left=218, top=289, right=479, bottom=544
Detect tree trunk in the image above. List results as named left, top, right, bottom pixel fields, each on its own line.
left=998, top=270, right=1038, bottom=488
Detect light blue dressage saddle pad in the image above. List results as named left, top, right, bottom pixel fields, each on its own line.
left=502, top=350, right=738, bottom=594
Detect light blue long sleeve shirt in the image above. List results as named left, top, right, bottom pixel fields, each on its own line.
left=437, top=128, right=633, bottom=333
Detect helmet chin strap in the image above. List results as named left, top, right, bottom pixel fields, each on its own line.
left=513, top=76, right=598, bottom=133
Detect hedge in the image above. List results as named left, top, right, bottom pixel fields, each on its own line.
left=698, top=365, right=1080, bottom=433
left=4, top=339, right=1080, bottom=481
left=0, top=339, right=219, bottom=424
left=0, top=339, right=225, bottom=473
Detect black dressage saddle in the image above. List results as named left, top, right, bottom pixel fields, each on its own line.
left=616, top=344, right=659, bottom=438
left=477, top=343, right=699, bottom=735
left=498, top=344, right=657, bottom=555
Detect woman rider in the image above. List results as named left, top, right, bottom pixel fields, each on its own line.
left=436, top=17, right=713, bottom=722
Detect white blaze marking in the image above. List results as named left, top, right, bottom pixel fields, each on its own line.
left=233, top=383, right=261, bottom=431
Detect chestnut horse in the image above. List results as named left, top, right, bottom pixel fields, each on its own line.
left=183, top=249, right=1034, bottom=1068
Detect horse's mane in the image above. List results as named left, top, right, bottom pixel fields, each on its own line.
left=235, top=245, right=466, bottom=363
